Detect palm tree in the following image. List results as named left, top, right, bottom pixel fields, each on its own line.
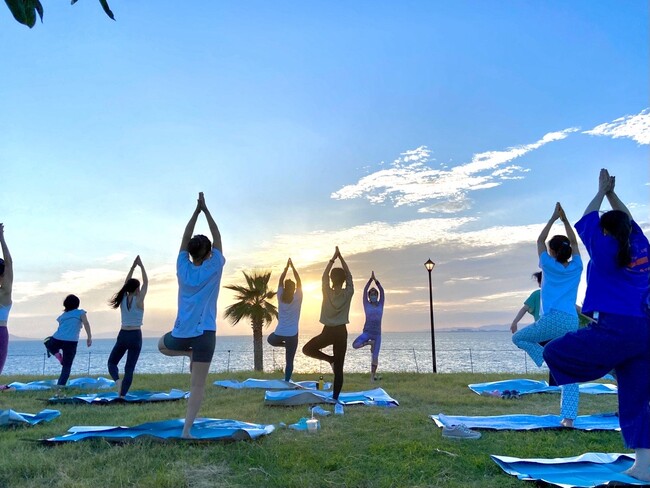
left=224, top=271, right=278, bottom=372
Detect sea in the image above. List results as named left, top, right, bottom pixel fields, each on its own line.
left=1, top=330, right=546, bottom=378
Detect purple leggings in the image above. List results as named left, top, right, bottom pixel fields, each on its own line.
left=544, top=312, right=650, bottom=449
left=0, top=327, right=7, bottom=374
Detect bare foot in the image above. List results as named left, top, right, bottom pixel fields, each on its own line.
left=623, top=466, right=650, bottom=482
left=560, top=418, right=574, bottom=428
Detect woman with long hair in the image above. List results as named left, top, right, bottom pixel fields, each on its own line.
left=267, top=258, right=302, bottom=382
left=303, top=246, right=354, bottom=415
left=107, top=255, right=148, bottom=397
left=544, top=169, right=650, bottom=481
left=352, top=271, right=384, bottom=382
left=0, top=223, right=13, bottom=375
left=512, top=202, right=583, bottom=427
left=45, top=294, right=92, bottom=386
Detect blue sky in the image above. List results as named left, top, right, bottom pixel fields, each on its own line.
left=1, top=1, right=648, bottom=339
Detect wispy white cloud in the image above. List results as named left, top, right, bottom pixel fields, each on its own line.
left=331, top=129, right=577, bottom=212
left=231, top=216, right=543, bottom=275
left=584, top=108, right=650, bottom=145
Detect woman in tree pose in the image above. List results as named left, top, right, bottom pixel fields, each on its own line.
left=512, top=202, right=583, bottom=427
left=267, top=258, right=302, bottom=382
left=544, top=169, right=650, bottom=481
left=158, top=192, right=225, bottom=438
left=0, top=224, right=13, bottom=376
left=45, top=294, right=93, bottom=386
left=352, top=271, right=384, bottom=382
left=303, top=246, right=353, bottom=415
left=107, top=255, right=148, bottom=397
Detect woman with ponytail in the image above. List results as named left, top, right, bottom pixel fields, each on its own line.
left=512, top=202, right=583, bottom=427
left=267, top=258, right=302, bottom=382
left=544, top=169, right=650, bottom=481
left=107, top=255, right=148, bottom=397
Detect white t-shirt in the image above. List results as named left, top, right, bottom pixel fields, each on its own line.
left=274, top=286, right=303, bottom=336
left=172, top=248, right=226, bottom=338
left=54, top=309, right=86, bottom=341
left=539, top=252, right=583, bottom=316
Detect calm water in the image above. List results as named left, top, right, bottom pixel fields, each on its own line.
left=1, top=331, right=543, bottom=377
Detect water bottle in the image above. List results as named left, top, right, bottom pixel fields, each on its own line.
left=318, top=375, right=324, bottom=390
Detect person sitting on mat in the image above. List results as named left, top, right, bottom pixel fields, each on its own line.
left=303, top=246, right=353, bottom=415
left=158, top=192, right=225, bottom=439
left=107, top=255, right=148, bottom=397
left=352, top=271, right=384, bottom=382
left=267, top=258, right=302, bottom=382
left=45, top=294, right=92, bottom=386
left=544, top=169, right=650, bottom=482
left=0, top=223, right=13, bottom=376
left=512, top=202, right=582, bottom=427
left=510, top=271, right=542, bottom=333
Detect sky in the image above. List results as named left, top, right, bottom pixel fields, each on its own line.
left=1, top=1, right=648, bottom=340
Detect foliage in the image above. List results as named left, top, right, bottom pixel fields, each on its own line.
left=224, top=271, right=278, bottom=371
left=0, top=372, right=621, bottom=487
left=4, top=0, right=114, bottom=28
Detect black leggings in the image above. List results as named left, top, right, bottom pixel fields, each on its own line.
left=45, top=337, right=78, bottom=386
left=302, top=325, right=347, bottom=400
left=267, top=333, right=299, bottom=382
left=107, top=329, right=142, bottom=396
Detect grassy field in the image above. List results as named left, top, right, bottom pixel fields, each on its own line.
left=0, top=371, right=621, bottom=487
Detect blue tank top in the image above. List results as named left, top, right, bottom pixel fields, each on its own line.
left=120, top=295, right=144, bottom=327
left=0, top=302, right=11, bottom=322
left=54, top=309, right=86, bottom=341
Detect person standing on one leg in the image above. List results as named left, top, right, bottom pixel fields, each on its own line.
left=352, top=271, right=384, bottom=382
left=107, top=255, right=148, bottom=397
left=45, top=295, right=92, bottom=386
left=267, top=258, right=302, bottom=382
left=544, top=169, right=650, bottom=482
left=0, top=224, right=13, bottom=376
left=303, top=247, right=353, bottom=414
left=158, top=192, right=225, bottom=439
left=512, top=202, right=583, bottom=427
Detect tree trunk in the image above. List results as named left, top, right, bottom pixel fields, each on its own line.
left=252, top=319, right=264, bottom=372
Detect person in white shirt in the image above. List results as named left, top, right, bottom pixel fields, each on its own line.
left=267, top=258, right=303, bottom=382
left=158, top=192, right=224, bottom=438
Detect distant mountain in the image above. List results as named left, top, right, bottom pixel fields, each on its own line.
left=440, top=324, right=511, bottom=332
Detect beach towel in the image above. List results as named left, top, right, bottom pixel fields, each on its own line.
left=468, top=379, right=617, bottom=396
left=0, top=409, right=60, bottom=426
left=42, top=418, right=275, bottom=444
left=8, top=377, right=115, bottom=391
left=431, top=413, right=620, bottom=431
left=48, top=389, right=189, bottom=405
left=264, top=387, right=398, bottom=407
left=214, top=379, right=332, bottom=390
left=491, top=452, right=646, bottom=488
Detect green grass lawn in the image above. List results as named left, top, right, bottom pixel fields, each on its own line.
left=0, top=371, right=621, bottom=487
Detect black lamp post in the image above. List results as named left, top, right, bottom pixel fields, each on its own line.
left=424, top=259, right=437, bottom=373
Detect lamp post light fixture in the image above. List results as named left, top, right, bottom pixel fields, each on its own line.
left=424, top=259, right=437, bottom=373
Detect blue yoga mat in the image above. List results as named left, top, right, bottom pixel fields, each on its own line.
left=43, top=418, right=274, bottom=443
left=8, top=377, right=115, bottom=391
left=491, top=452, right=646, bottom=488
left=264, top=387, right=398, bottom=407
left=214, top=378, right=332, bottom=390
left=48, top=389, right=189, bottom=405
left=0, top=409, right=61, bottom=426
left=431, top=413, right=620, bottom=431
left=468, top=379, right=617, bottom=396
